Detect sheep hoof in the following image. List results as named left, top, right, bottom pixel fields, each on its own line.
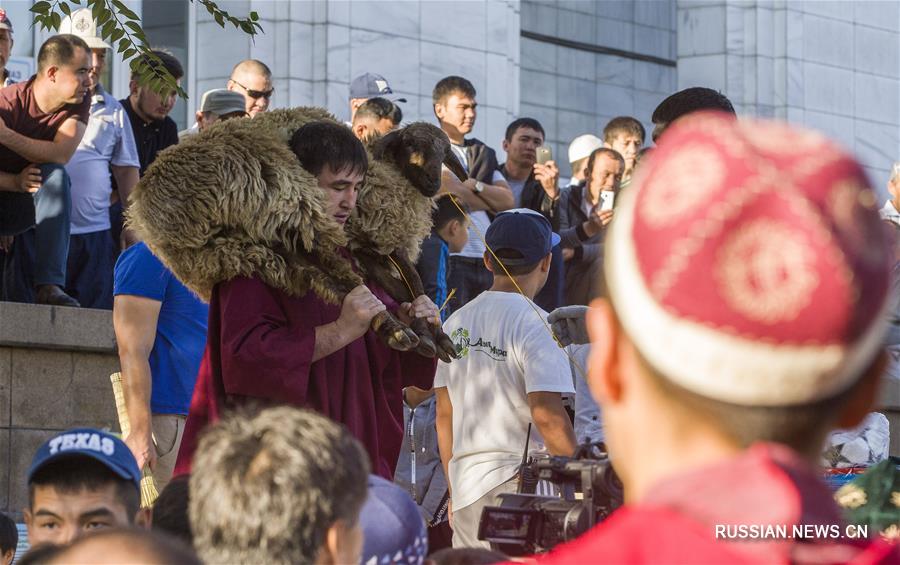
left=410, top=317, right=437, bottom=358
left=371, top=311, right=419, bottom=351
left=435, top=329, right=460, bottom=362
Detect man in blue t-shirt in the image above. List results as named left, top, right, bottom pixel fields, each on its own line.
left=113, top=242, right=208, bottom=491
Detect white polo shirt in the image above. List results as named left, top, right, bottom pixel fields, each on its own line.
left=67, top=85, right=140, bottom=235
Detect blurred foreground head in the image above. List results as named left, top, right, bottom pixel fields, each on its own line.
left=590, top=112, right=894, bottom=496
left=39, top=528, right=199, bottom=565
left=190, top=406, right=370, bottom=565
left=651, top=87, right=735, bottom=142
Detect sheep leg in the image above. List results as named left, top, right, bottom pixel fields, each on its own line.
left=384, top=251, right=460, bottom=363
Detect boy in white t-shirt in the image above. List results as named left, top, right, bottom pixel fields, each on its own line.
left=434, top=209, right=576, bottom=549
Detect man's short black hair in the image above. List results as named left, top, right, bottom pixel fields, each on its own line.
left=28, top=456, right=140, bottom=519
left=37, top=34, right=89, bottom=72
left=355, top=97, right=402, bottom=126
left=651, top=87, right=735, bottom=141
left=505, top=118, right=545, bottom=142
left=130, top=49, right=184, bottom=81
left=432, top=194, right=467, bottom=231
left=0, top=512, right=17, bottom=557
left=290, top=121, right=368, bottom=178
left=152, top=475, right=192, bottom=546
left=432, top=76, right=476, bottom=105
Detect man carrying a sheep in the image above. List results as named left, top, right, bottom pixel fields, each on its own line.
left=173, top=121, right=440, bottom=480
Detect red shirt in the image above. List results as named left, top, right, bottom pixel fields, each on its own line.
left=537, top=444, right=900, bottom=564
left=0, top=76, right=90, bottom=174
left=174, top=275, right=437, bottom=479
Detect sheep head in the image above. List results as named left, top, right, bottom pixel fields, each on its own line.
left=371, top=122, right=468, bottom=197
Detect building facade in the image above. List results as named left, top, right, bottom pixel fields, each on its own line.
left=5, top=0, right=899, bottom=189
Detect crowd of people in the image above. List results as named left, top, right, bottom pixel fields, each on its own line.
left=1, top=6, right=899, bottom=564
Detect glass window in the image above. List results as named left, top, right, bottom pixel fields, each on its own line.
left=142, top=0, right=189, bottom=129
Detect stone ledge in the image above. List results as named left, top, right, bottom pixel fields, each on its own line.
left=0, top=301, right=116, bottom=353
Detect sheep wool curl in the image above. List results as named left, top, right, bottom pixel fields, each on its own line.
left=127, top=106, right=360, bottom=305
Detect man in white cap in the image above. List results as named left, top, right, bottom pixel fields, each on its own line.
left=539, top=113, right=900, bottom=562
left=0, top=8, right=14, bottom=87
left=566, top=134, right=603, bottom=190
left=59, top=8, right=140, bottom=308
left=179, top=88, right=247, bottom=138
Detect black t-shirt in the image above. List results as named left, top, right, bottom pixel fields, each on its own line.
left=119, top=97, right=178, bottom=175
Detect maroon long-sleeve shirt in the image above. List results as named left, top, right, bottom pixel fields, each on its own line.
left=174, top=275, right=437, bottom=479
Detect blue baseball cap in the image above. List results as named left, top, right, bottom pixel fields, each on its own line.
left=485, top=208, right=561, bottom=265
left=28, top=428, right=141, bottom=491
left=349, top=72, right=407, bottom=103
left=359, top=475, right=428, bottom=565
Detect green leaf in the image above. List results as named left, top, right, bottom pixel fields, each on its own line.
left=117, top=37, right=130, bottom=52
left=122, top=48, right=136, bottom=59
left=239, top=21, right=254, bottom=34
left=110, top=28, right=124, bottom=42
left=111, top=0, right=139, bottom=20
left=250, top=11, right=259, bottom=21
left=59, top=3, right=71, bottom=17
left=123, top=20, right=142, bottom=34
left=49, top=11, right=61, bottom=30
left=101, top=20, right=115, bottom=39
left=97, top=8, right=111, bottom=26
left=29, top=1, right=51, bottom=14
left=214, top=12, right=224, bottom=26
left=91, top=1, right=103, bottom=20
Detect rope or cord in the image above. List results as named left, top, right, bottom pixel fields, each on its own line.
left=446, top=193, right=588, bottom=379
left=387, top=254, right=417, bottom=300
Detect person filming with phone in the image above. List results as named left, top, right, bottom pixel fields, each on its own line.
left=559, top=147, right=624, bottom=305
left=500, top=117, right=565, bottom=311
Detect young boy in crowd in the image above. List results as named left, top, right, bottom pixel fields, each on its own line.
left=25, top=428, right=146, bottom=547
left=435, top=209, right=576, bottom=549
left=602, top=116, right=644, bottom=190
left=540, top=114, right=900, bottom=562
left=416, top=194, right=469, bottom=319
left=0, top=512, right=16, bottom=565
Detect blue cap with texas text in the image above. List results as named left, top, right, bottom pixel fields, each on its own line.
left=485, top=208, right=561, bottom=265
left=27, top=428, right=141, bottom=491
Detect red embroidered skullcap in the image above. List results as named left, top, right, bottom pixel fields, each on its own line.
left=606, top=112, right=894, bottom=406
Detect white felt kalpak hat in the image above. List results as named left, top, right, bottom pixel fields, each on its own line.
left=568, top=134, right=603, bottom=165
left=60, top=8, right=111, bottom=49
left=606, top=112, right=895, bottom=406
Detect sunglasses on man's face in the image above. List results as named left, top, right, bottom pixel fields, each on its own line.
left=232, top=79, right=274, bottom=100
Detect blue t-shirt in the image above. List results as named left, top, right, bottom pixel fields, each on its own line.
left=114, top=243, right=209, bottom=415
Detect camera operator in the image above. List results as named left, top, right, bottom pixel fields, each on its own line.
left=537, top=114, right=900, bottom=562
left=435, top=209, right=576, bottom=549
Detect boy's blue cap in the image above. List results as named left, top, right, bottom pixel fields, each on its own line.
left=28, top=428, right=141, bottom=491
left=485, top=208, right=561, bottom=265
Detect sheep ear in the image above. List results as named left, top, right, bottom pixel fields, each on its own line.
left=371, top=129, right=402, bottom=161
left=443, top=146, right=468, bottom=181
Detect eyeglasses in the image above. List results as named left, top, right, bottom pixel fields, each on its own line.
left=231, top=79, right=274, bottom=100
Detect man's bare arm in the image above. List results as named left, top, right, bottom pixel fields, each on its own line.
left=0, top=117, right=86, bottom=164
left=528, top=391, right=576, bottom=456
left=471, top=178, right=515, bottom=213
left=114, top=294, right=162, bottom=471
left=112, top=165, right=141, bottom=246
left=435, top=386, right=454, bottom=495
left=439, top=170, right=489, bottom=211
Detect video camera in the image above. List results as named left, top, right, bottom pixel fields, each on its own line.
left=477, top=442, right=623, bottom=556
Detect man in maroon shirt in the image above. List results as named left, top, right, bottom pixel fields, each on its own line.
left=174, top=121, right=440, bottom=479
left=0, top=34, right=91, bottom=306
left=537, top=113, right=899, bottom=562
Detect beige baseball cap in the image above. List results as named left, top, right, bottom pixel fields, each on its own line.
left=60, top=8, right=111, bottom=49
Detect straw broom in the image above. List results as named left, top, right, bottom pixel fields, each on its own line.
left=110, top=372, right=159, bottom=508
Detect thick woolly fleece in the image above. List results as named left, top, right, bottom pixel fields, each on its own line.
left=128, top=107, right=434, bottom=305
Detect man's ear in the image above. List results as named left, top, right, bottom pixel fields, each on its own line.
left=502, top=138, right=510, bottom=153
left=586, top=299, right=623, bottom=406
left=46, top=65, right=59, bottom=82
left=434, top=103, right=445, bottom=121
left=541, top=252, right=552, bottom=272
left=353, top=123, right=367, bottom=141
left=128, top=78, right=139, bottom=97
left=482, top=252, right=493, bottom=274
left=134, top=506, right=152, bottom=529
left=835, top=351, right=887, bottom=429
left=319, top=521, right=344, bottom=565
